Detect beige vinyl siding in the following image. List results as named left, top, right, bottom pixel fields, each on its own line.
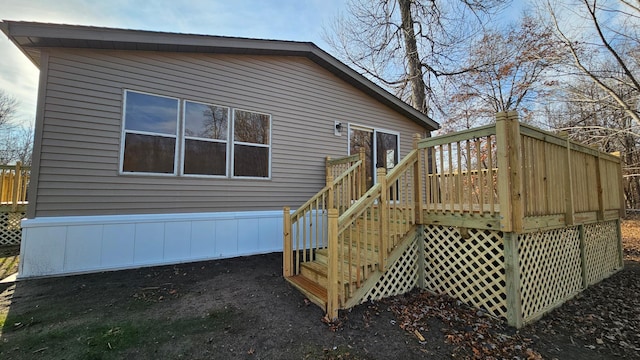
left=34, top=49, right=427, bottom=217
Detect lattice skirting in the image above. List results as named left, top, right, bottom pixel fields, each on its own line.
left=423, top=226, right=507, bottom=319
left=583, top=220, right=621, bottom=285
left=362, top=240, right=419, bottom=302
left=1, top=211, right=24, bottom=246
left=356, top=220, right=622, bottom=326
left=518, top=227, right=582, bottom=322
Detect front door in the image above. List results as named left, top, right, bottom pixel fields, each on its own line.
left=349, top=125, right=399, bottom=188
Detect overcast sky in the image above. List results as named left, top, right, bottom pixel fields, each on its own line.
left=0, top=0, right=347, bottom=126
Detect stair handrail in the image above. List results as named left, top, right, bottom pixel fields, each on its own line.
left=283, top=152, right=366, bottom=277
left=326, top=149, right=420, bottom=318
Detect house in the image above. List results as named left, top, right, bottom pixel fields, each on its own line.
left=0, top=21, right=438, bottom=278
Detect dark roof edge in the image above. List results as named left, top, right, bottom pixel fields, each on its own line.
left=0, top=21, right=439, bottom=130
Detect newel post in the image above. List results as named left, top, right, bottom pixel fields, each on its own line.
left=327, top=174, right=335, bottom=210
left=495, top=111, right=524, bottom=328
left=413, top=134, right=424, bottom=224
left=327, top=208, right=339, bottom=320
left=325, top=156, right=332, bottom=184
left=377, top=168, right=388, bottom=269
left=283, top=207, right=293, bottom=277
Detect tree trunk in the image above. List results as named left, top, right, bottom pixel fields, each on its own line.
left=398, top=0, right=428, bottom=114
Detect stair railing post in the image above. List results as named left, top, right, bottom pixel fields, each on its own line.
left=283, top=207, right=293, bottom=277
left=377, top=168, right=388, bottom=270
left=327, top=174, right=334, bottom=210
left=327, top=208, right=340, bottom=320
left=413, top=134, right=423, bottom=225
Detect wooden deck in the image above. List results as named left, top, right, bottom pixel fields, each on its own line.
left=284, top=111, right=625, bottom=327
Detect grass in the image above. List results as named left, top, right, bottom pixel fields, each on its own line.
left=0, top=305, right=241, bottom=359
left=0, top=246, right=19, bottom=280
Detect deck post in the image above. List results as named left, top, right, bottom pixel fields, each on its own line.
left=504, top=232, right=523, bottom=328
left=495, top=111, right=523, bottom=233
left=578, top=224, right=588, bottom=288
left=416, top=225, right=426, bottom=289
left=377, top=168, right=388, bottom=269
left=564, top=137, right=575, bottom=226
left=327, top=174, right=334, bottom=210
left=611, top=152, right=626, bottom=218
left=283, top=207, right=293, bottom=277
left=413, top=134, right=424, bottom=224
left=595, top=152, right=605, bottom=221
left=325, top=156, right=331, bottom=185
left=327, top=208, right=340, bottom=320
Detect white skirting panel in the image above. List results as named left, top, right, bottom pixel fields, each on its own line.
left=19, top=210, right=285, bottom=278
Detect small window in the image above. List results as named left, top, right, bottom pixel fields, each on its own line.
left=233, top=109, right=271, bottom=178
left=121, top=91, right=179, bottom=174
left=183, top=101, right=229, bottom=176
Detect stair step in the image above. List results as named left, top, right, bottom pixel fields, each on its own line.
left=300, top=260, right=375, bottom=286
left=285, top=275, right=327, bottom=309
left=315, top=248, right=379, bottom=268
left=300, top=261, right=329, bottom=287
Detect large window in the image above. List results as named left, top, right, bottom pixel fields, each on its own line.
left=120, top=90, right=271, bottom=179
left=183, top=101, right=229, bottom=176
left=233, top=109, right=271, bottom=178
left=122, top=91, right=179, bottom=174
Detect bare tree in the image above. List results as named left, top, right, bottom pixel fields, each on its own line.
left=536, top=0, right=640, bottom=207
left=325, top=0, right=509, bottom=115
left=441, top=15, right=565, bottom=130
left=0, top=90, right=19, bottom=128
left=542, top=0, right=640, bottom=123
left=0, top=90, right=33, bottom=165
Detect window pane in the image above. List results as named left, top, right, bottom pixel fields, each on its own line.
left=184, top=139, right=227, bottom=176
left=234, top=144, right=269, bottom=177
left=234, top=110, right=270, bottom=144
left=125, top=91, right=178, bottom=135
left=185, top=101, right=228, bottom=140
left=123, top=133, right=175, bottom=173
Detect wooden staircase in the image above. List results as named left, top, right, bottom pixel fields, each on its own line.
left=284, top=139, right=423, bottom=319
left=285, top=227, right=416, bottom=312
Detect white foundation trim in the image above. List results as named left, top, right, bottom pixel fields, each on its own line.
left=19, top=210, right=285, bottom=278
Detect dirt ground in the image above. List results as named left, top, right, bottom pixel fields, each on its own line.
left=0, top=220, right=638, bottom=359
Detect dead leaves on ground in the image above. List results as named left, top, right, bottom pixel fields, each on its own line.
left=385, top=291, right=542, bottom=360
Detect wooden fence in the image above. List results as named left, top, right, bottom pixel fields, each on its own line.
left=1, top=162, right=29, bottom=246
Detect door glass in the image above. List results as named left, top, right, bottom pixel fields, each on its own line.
left=375, top=131, right=398, bottom=170
left=349, top=128, right=374, bottom=189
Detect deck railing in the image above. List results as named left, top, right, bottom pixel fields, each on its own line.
left=415, top=111, right=624, bottom=232
left=1, top=162, right=30, bottom=210
left=419, top=124, right=499, bottom=216
left=283, top=152, right=366, bottom=277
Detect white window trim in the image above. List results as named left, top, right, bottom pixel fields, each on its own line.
left=181, top=100, right=230, bottom=178
left=119, top=89, right=180, bottom=177
left=230, top=108, right=272, bottom=180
